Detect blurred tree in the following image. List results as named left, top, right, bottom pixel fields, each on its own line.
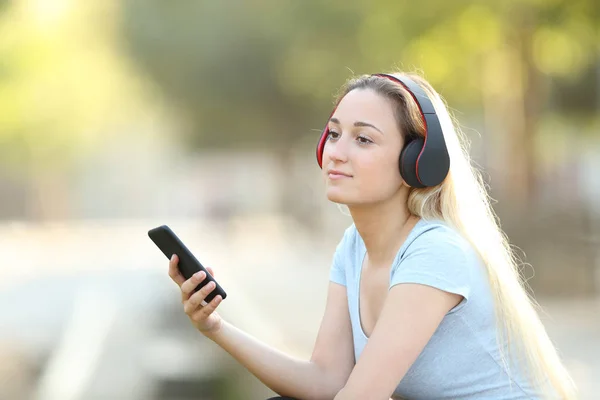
left=343, top=0, right=598, bottom=208
left=120, top=0, right=364, bottom=222
left=121, top=0, right=598, bottom=217
left=0, top=0, right=155, bottom=220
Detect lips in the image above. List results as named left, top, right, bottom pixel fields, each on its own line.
left=327, top=169, right=352, bottom=179
left=327, top=169, right=351, bottom=176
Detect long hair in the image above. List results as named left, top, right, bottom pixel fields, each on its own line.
left=334, top=72, right=577, bottom=399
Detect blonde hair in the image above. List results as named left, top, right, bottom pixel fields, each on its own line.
left=335, top=72, right=577, bottom=399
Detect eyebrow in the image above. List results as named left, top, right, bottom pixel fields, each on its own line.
left=329, top=117, right=383, bottom=134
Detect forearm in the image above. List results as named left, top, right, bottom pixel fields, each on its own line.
left=335, top=390, right=396, bottom=400
left=206, top=320, right=343, bottom=400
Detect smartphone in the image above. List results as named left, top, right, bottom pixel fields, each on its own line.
left=148, top=225, right=227, bottom=305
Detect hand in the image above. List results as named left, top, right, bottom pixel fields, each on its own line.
left=168, top=254, right=224, bottom=336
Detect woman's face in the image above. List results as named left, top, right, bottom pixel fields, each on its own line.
left=322, top=88, right=406, bottom=206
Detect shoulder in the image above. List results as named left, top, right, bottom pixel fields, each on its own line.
left=329, top=224, right=361, bottom=285
left=332, top=223, right=361, bottom=267
left=335, top=223, right=360, bottom=251
left=390, top=219, right=481, bottom=301
left=400, top=218, right=474, bottom=260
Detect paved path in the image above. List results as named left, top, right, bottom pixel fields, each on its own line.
left=0, top=218, right=597, bottom=399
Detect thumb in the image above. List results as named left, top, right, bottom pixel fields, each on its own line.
left=206, top=266, right=215, bottom=277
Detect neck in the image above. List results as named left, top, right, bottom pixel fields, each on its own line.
left=348, top=190, right=417, bottom=267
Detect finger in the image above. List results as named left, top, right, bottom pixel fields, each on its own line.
left=184, top=279, right=216, bottom=314
left=168, top=254, right=185, bottom=286
left=190, top=295, right=222, bottom=322
left=180, top=271, right=207, bottom=302
left=206, top=266, right=215, bottom=277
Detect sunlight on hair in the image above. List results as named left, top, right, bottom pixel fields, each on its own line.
left=410, top=72, right=577, bottom=400
left=336, top=203, right=352, bottom=217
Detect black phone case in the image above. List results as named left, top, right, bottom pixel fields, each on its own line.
left=148, top=225, right=227, bottom=303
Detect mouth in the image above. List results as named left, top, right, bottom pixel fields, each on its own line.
left=327, top=170, right=352, bottom=179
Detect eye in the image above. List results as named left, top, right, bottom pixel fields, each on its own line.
left=357, top=135, right=373, bottom=145
left=327, top=130, right=340, bottom=140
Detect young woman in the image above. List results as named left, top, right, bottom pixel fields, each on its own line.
left=168, top=72, right=577, bottom=399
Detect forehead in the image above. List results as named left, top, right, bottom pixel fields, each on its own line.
left=332, top=88, right=397, bottom=127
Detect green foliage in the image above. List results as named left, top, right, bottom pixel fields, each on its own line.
left=120, top=0, right=599, bottom=150
left=0, top=1, right=151, bottom=172
left=0, top=0, right=597, bottom=163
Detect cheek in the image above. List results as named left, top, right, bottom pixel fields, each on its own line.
left=357, top=153, right=403, bottom=195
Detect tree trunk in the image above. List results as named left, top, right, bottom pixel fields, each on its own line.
left=481, top=11, right=541, bottom=216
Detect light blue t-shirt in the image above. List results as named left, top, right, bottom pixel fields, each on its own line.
left=329, top=218, right=544, bottom=400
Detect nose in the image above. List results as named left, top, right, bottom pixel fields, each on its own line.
left=324, top=133, right=349, bottom=163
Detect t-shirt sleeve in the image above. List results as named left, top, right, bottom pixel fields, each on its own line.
left=390, top=226, right=473, bottom=311
left=329, top=225, right=354, bottom=286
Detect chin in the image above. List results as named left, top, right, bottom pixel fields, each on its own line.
left=325, top=187, right=359, bottom=205
left=326, top=187, right=347, bottom=204
left=326, top=186, right=395, bottom=207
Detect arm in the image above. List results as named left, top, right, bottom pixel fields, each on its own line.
left=310, top=282, right=356, bottom=395
left=333, top=283, right=462, bottom=400
left=205, top=281, right=355, bottom=400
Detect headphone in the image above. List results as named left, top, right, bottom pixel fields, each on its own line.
left=315, top=73, right=450, bottom=188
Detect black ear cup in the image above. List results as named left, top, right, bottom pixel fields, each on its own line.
left=399, top=139, right=426, bottom=188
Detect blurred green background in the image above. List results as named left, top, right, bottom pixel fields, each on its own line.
left=0, top=0, right=598, bottom=399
